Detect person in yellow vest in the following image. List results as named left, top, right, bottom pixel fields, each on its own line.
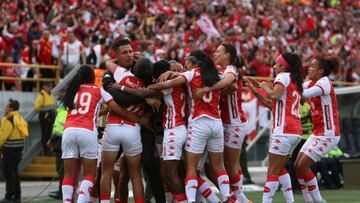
left=34, top=82, right=56, bottom=155
left=0, top=99, right=28, bottom=203
left=47, top=103, right=68, bottom=200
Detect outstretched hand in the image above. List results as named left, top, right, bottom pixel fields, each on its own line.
left=259, top=80, right=273, bottom=90
left=245, top=77, right=260, bottom=88
left=146, top=98, right=161, bottom=112
left=157, top=71, right=173, bottom=82
left=244, top=78, right=256, bottom=92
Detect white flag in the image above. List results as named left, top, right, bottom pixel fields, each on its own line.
left=196, top=15, right=221, bottom=38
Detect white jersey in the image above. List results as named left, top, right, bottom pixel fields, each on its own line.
left=271, top=72, right=302, bottom=136
left=303, top=77, right=340, bottom=137
left=61, top=40, right=84, bottom=65
left=218, top=65, right=247, bottom=126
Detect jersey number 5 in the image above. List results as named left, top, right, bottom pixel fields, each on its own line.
left=71, top=92, right=92, bottom=115
left=291, top=91, right=300, bottom=117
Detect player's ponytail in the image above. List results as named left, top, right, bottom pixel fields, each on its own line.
left=221, top=43, right=243, bottom=80
left=62, top=65, right=94, bottom=109
left=282, top=53, right=303, bottom=94
left=315, top=56, right=340, bottom=77
left=189, top=50, right=219, bottom=86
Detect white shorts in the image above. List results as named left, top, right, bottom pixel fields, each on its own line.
left=300, top=135, right=340, bottom=162
left=97, top=142, right=102, bottom=168
left=185, top=117, right=224, bottom=154
left=102, top=124, right=142, bottom=157
left=162, top=125, right=187, bottom=160
left=224, top=124, right=247, bottom=149
left=62, top=127, right=98, bottom=159
left=269, top=134, right=301, bottom=156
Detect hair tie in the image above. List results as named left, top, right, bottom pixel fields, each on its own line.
left=276, top=54, right=290, bottom=70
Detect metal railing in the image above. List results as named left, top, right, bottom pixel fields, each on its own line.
left=19, top=65, right=81, bottom=172
left=0, top=63, right=61, bottom=92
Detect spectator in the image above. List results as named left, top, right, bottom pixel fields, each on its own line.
left=27, top=22, right=42, bottom=43
left=34, top=82, right=56, bottom=156
left=82, top=37, right=97, bottom=66
left=1, top=54, right=17, bottom=91
left=2, top=24, right=18, bottom=55
left=19, top=40, right=38, bottom=92
left=48, top=25, right=61, bottom=65
left=0, top=99, right=28, bottom=203
left=92, top=36, right=105, bottom=68
left=167, top=48, right=180, bottom=62
left=38, top=30, right=55, bottom=79
left=59, top=31, right=86, bottom=77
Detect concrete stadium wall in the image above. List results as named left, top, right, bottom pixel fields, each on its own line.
left=0, top=91, right=38, bottom=121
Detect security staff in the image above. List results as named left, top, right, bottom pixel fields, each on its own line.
left=48, top=103, right=68, bottom=200
left=34, top=82, right=56, bottom=155
left=0, top=99, right=28, bottom=203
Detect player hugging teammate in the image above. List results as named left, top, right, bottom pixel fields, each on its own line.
left=60, top=38, right=340, bottom=203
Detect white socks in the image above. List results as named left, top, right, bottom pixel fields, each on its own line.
left=185, top=176, right=198, bottom=202
left=262, top=175, right=279, bottom=203
left=303, top=171, right=323, bottom=202
left=62, top=177, right=74, bottom=203
left=216, top=170, right=231, bottom=201
left=77, top=176, right=95, bottom=203
left=198, top=177, right=221, bottom=203
left=279, top=169, right=294, bottom=203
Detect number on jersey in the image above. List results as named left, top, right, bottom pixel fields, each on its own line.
left=71, top=92, right=92, bottom=115
left=202, top=92, right=213, bottom=103
left=291, top=91, right=300, bottom=117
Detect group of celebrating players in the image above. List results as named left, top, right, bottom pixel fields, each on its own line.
left=59, top=38, right=340, bottom=203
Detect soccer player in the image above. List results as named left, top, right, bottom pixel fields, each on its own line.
left=246, top=53, right=303, bottom=203
left=295, top=57, right=341, bottom=203
left=194, top=44, right=249, bottom=202
left=61, top=65, right=139, bottom=203
left=100, top=58, right=153, bottom=203
left=110, top=60, right=188, bottom=203
left=148, top=50, right=232, bottom=202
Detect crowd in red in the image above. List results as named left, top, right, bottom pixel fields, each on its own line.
left=0, top=0, right=359, bottom=91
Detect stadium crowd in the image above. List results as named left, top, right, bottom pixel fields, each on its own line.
left=0, top=0, right=359, bottom=91
left=0, top=1, right=359, bottom=203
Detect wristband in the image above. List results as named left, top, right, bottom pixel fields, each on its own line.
left=120, top=86, right=125, bottom=91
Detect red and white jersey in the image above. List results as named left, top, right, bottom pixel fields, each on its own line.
left=64, top=84, right=112, bottom=132
left=160, top=87, right=187, bottom=129
left=106, top=66, right=144, bottom=126
left=271, top=72, right=302, bottom=136
left=180, top=68, right=221, bottom=121
left=304, top=77, right=340, bottom=137
left=218, top=65, right=247, bottom=126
